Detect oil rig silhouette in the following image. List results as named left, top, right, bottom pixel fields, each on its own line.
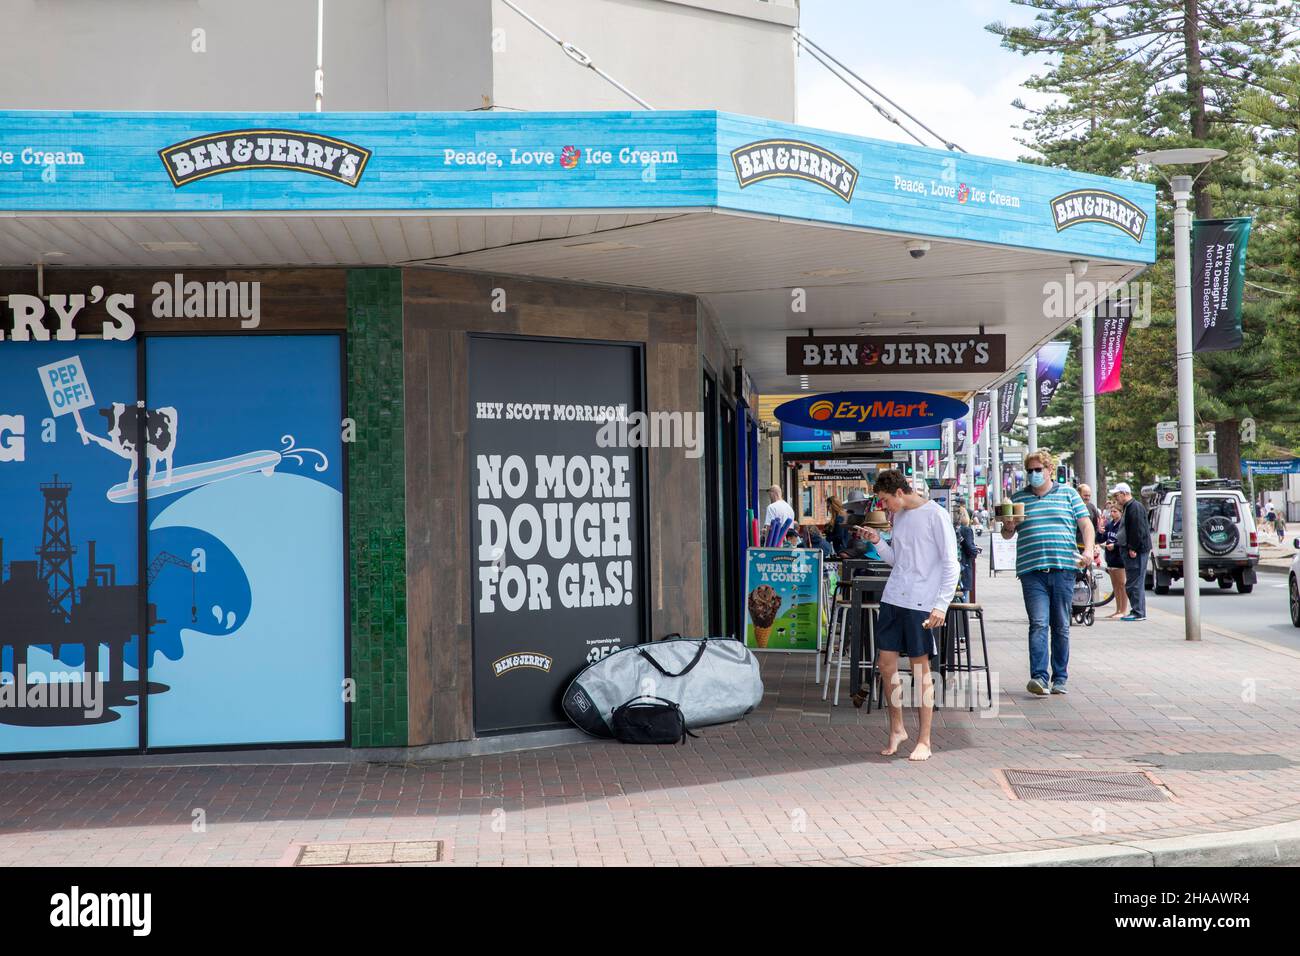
left=0, top=475, right=172, bottom=727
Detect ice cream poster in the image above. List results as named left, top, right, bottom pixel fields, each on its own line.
left=744, top=548, right=822, bottom=652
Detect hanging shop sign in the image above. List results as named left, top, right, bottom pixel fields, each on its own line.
left=159, top=129, right=372, bottom=187
left=1192, top=217, right=1251, bottom=353
left=730, top=139, right=859, bottom=202
left=786, top=334, right=1006, bottom=375
left=1050, top=188, right=1148, bottom=242
left=469, top=336, right=646, bottom=735
left=744, top=548, right=822, bottom=651
left=774, top=391, right=968, bottom=432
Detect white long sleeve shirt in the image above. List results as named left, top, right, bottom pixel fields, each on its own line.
left=872, top=500, right=961, bottom=615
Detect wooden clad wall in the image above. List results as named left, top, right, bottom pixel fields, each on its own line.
left=402, top=268, right=705, bottom=745
left=0, top=268, right=347, bottom=334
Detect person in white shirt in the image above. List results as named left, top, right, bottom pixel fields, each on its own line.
left=859, top=469, right=960, bottom=761
left=762, top=484, right=795, bottom=541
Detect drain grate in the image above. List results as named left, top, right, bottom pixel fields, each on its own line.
left=295, top=840, right=444, bottom=866
left=1002, top=769, right=1170, bottom=803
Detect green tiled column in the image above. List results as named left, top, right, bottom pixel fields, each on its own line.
left=346, top=268, right=407, bottom=747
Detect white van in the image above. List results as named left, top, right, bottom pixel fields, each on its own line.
left=1142, top=480, right=1259, bottom=594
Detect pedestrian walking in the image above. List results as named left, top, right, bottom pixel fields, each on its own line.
left=1077, top=483, right=1102, bottom=537
left=762, top=483, right=795, bottom=543
left=955, top=505, right=979, bottom=599
left=1101, top=501, right=1129, bottom=618
left=858, top=469, right=959, bottom=761
left=1112, top=482, right=1151, bottom=622
left=1000, top=449, right=1095, bottom=696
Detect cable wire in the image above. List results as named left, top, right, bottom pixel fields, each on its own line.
left=499, top=0, right=653, bottom=110
left=794, top=29, right=966, bottom=152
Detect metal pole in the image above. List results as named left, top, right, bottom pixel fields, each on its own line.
left=1025, top=354, right=1038, bottom=451
left=965, top=401, right=976, bottom=508
left=1172, top=175, right=1201, bottom=642
left=314, top=0, right=324, bottom=112
left=1080, top=306, right=1097, bottom=491
left=943, top=419, right=956, bottom=479
left=989, top=397, right=1002, bottom=507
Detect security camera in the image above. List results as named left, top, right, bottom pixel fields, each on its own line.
left=905, top=240, right=931, bottom=260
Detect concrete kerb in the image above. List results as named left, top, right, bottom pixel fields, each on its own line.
left=889, top=820, right=1300, bottom=867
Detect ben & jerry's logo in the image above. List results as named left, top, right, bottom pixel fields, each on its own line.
left=1050, top=189, right=1147, bottom=242
left=159, top=129, right=372, bottom=187
left=493, top=652, right=554, bottom=677
left=730, top=139, right=858, bottom=202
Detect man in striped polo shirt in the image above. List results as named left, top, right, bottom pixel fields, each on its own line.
left=1000, top=449, right=1096, bottom=696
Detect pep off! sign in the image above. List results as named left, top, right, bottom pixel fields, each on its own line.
left=774, top=390, right=968, bottom=431
left=787, top=334, right=1006, bottom=375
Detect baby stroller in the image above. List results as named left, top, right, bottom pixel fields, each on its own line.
left=1071, top=559, right=1115, bottom=626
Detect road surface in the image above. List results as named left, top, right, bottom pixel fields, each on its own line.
left=1144, top=569, right=1299, bottom=653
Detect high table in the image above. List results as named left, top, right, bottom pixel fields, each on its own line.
left=840, top=568, right=889, bottom=708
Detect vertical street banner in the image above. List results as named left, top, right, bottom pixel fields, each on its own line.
left=1094, top=298, right=1132, bottom=394
left=955, top=418, right=967, bottom=455
left=1034, top=341, right=1070, bottom=415
left=997, top=373, right=1024, bottom=433
left=1192, top=217, right=1251, bottom=353
left=971, top=393, right=992, bottom=445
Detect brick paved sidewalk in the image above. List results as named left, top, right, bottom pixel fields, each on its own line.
left=3, top=570, right=1300, bottom=867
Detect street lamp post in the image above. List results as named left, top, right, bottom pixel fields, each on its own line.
left=1080, top=305, right=1097, bottom=492
left=1024, top=354, right=1038, bottom=450
left=1136, top=148, right=1226, bottom=643
left=1171, top=173, right=1201, bottom=641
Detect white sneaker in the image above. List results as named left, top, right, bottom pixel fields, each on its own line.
left=1026, top=678, right=1050, bottom=696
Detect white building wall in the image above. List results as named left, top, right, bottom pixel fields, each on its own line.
left=0, top=0, right=796, bottom=117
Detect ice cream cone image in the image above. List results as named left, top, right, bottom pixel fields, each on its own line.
left=747, top=584, right=781, bottom=648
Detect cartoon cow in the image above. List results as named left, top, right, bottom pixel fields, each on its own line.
left=79, top=404, right=179, bottom=486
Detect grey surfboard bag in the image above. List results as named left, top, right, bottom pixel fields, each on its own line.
left=562, top=635, right=764, bottom=738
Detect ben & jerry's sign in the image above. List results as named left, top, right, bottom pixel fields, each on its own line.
left=731, top=139, right=858, bottom=202
left=786, top=334, right=1007, bottom=375
left=1050, top=189, right=1147, bottom=242
left=159, top=129, right=372, bottom=187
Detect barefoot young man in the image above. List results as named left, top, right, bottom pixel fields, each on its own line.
left=859, top=470, right=960, bottom=761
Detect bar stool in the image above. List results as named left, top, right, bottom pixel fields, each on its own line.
left=938, top=601, right=992, bottom=710
left=815, top=570, right=838, bottom=685
left=821, top=600, right=853, bottom=703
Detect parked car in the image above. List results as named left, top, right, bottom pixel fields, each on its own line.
left=1141, top=479, right=1259, bottom=594
left=1290, top=538, right=1300, bottom=628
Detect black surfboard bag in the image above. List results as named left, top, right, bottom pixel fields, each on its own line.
left=562, top=635, right=764, bottom=739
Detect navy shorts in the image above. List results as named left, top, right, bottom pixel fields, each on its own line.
left=875, top=603, right=939, bottom=659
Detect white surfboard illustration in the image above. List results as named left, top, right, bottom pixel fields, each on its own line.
left=107, top=437, right=327, bottom=504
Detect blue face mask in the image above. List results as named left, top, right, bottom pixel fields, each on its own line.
left=1028, top=470, right=1047, bottom=489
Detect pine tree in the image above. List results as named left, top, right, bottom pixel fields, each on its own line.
left=990, top=0, right=1299, bottom=480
